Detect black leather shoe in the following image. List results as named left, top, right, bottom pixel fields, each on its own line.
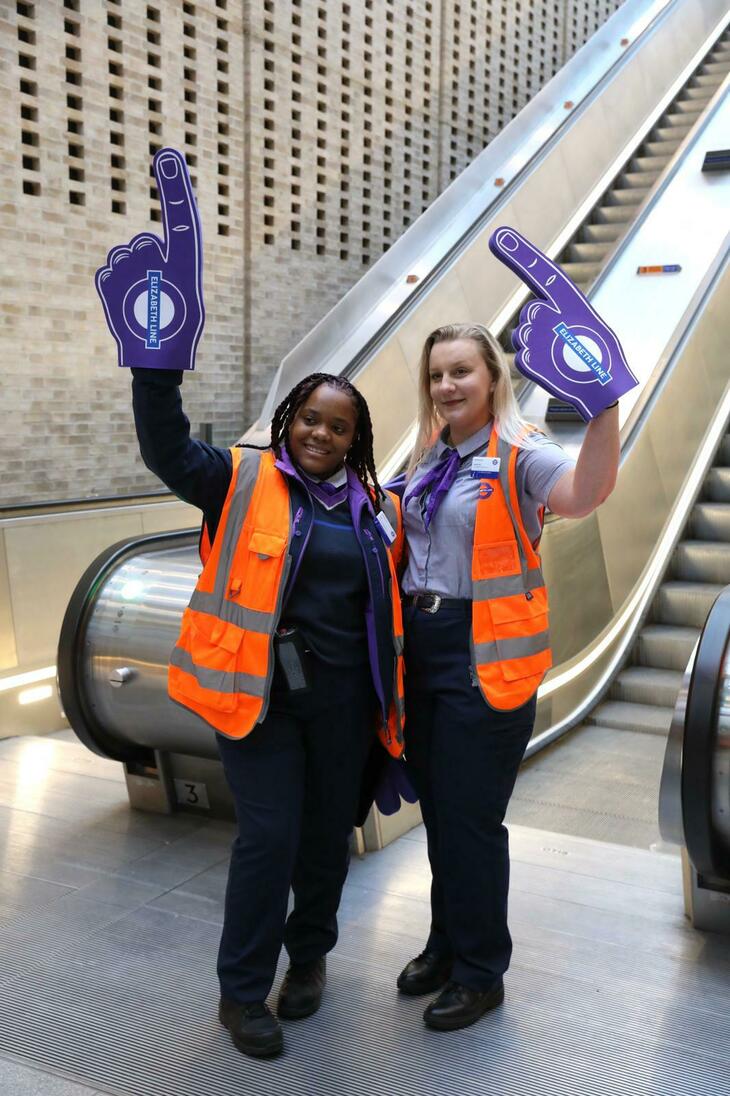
left=423, top=979, right=505, bottom=1031
left=397, top=949, right=453, bottom=996
left=277, top=957, right=327, bottom=1020
left=219, top=997, right=284, bottom=1058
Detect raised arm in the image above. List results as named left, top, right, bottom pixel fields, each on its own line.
left=547, top=403, right=619, bottom=518
left=132, top=368, right=232, bottom=524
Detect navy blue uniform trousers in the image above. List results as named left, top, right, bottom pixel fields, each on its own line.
left=215, top=657, right=375, bottom=1003
left=403, top=602, right=536, bottom=991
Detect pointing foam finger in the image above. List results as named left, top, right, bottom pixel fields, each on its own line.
left=154, top=147, right=201, bottom=264
left=489, top=226, right=582, bottom=312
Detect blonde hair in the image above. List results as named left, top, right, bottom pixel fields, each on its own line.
left=407, top=322, right=536, bottom=475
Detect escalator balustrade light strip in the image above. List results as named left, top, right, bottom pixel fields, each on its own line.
left=702, top=149, right=730, bottom=172
left=636, top=264, right=682, bottom=274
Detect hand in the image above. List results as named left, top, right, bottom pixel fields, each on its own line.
left=95, top=148, right=204, bottom=370
left=489, top=227, right=637, bottom=421
left=374, top=756, right=419, bottom=816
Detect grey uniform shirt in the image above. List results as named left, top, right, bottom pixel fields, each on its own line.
left=401, top=422, right=575, bottom=599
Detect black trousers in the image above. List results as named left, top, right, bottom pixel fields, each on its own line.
left=403, top=602, right=536, bottom=991
left=216, top=658, right=375, bottom=1003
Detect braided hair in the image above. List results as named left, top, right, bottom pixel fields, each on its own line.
left=270, top=372, right=384, bottom=502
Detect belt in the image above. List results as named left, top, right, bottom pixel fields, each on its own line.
left=403, top=593, right=471, bottom=614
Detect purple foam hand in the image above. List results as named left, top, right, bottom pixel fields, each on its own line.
left=488, top=227, right=638, bottom=421
left=95, top=148, right=204, bottom=370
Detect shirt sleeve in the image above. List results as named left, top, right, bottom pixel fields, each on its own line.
left=131, top=367, right=233, bottom=539
left=516, top=434, right=575, bottom=508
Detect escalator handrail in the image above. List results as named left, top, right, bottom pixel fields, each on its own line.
left=681, top=584, right=730, bottom=878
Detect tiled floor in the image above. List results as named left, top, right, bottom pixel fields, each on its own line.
left=0, top=733, right=728, bottom=1096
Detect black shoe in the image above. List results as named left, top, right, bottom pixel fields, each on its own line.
left=397, top=949, right=453, bottom=996
left=423, top=979, right=505, bottom=1031
left=219, top=997, right=284, bottom=1058
left=277, top=957, right=327, bottom=1020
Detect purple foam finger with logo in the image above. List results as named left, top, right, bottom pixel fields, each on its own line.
left=95, top=148, right=204, bottom=370
left=488, top=227, right=638, bottom=420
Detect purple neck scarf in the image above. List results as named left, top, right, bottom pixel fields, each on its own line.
left=404, top=446, right=461, bottom=529
left=302, top=471, right=349, bottom=510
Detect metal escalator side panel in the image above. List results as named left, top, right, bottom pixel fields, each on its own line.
left=57, top=529, right=199, bottom=762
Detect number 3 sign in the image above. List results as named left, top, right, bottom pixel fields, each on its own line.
left=489, top=226, right=638, bottom=421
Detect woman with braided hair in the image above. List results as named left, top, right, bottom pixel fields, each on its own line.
left=132, top=367, right=405, bottom=1059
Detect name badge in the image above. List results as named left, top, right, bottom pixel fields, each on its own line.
left=470, top=456, right=501, bottom=479
left=374, top=510, right=397, bottom=545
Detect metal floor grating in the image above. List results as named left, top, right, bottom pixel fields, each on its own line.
left=1, top=734, right=729, bottom=1096
left=507, top=724, right=669, bottom=848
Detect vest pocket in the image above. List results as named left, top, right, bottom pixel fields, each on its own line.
left=475, top=540, right=521, bottom=578
left=172, top=609, right=247, bottom=713
left=248, top=529, right=287, bottom=559
left=486, top=591, right=550, bottom=682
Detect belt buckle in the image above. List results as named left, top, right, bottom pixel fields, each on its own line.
left=418, top=593, right=441, bottom=614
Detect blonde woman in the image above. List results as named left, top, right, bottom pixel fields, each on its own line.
left=396, top=323, right=619, bottom=1030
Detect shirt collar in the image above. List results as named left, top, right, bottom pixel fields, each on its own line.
left=302, top=466, right=348, bottom=488
left=434, top=420, right=493, bottom=460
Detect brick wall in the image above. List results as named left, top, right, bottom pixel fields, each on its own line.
left=0, top=0, right=623, bottom=506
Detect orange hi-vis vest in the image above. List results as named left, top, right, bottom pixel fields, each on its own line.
left=168, top=447, right=406, bottom=757
left=471, top=426, right=552, bottom=710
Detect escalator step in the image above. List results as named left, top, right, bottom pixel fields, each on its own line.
left=673, top=540, right=730, bottom=584
left=618, top=170, right=662, bottom=189
left=689, top=502, right=730, bottom=541
left=654, top=124, right=693, bottom=141
left=705, top=466, right=730, bottom=502
left=566, top=241, right=610, bottom=263
left=643, top=139, right=683, bottom=157
left=635, top=624, right=700, bottom=670
left=631, top=154, right=672, bottom=173
left=691, top=72, right=727, bottom=88
left=702, top=61, right=730, bottom=75
left=653, top=581, right=725, bottom=627
left=604, top=189, right=647, bottom=208
left=610, top=667, right=683, bottom=708
left=581, top=223, right=625, bottom=244
left=661, top=115, right=697, bottom=131
left=593, top=205, right=636, bottom=224
left=586, top=700, right=674, bottom=736
left=675, top=91, right=714, bottom=107
left=557, top=260, right=601, bottom=282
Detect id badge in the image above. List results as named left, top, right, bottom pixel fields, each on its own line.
left=470, top=456, right=501, bottom=479
left=374, top=510, right=397, bottom=545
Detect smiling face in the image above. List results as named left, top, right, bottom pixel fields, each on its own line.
left=428, top=338, right=496, bottom=445
left=287, top=383, right=359, bottom=478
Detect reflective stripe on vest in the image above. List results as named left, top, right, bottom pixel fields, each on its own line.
left=471, top=426, right=552, bottom=710
left=169, top=448, right=405, bottom=756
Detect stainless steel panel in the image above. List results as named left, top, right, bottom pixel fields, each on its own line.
left=80, top=545, right=219, bottom=758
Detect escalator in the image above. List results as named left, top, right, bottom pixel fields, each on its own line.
left=508, top=424, right=730, bottom=852
left=497, top=29, right=730, bottom=380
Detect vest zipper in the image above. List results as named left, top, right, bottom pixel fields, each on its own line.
left=283, top=506, right=309, bottom=599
